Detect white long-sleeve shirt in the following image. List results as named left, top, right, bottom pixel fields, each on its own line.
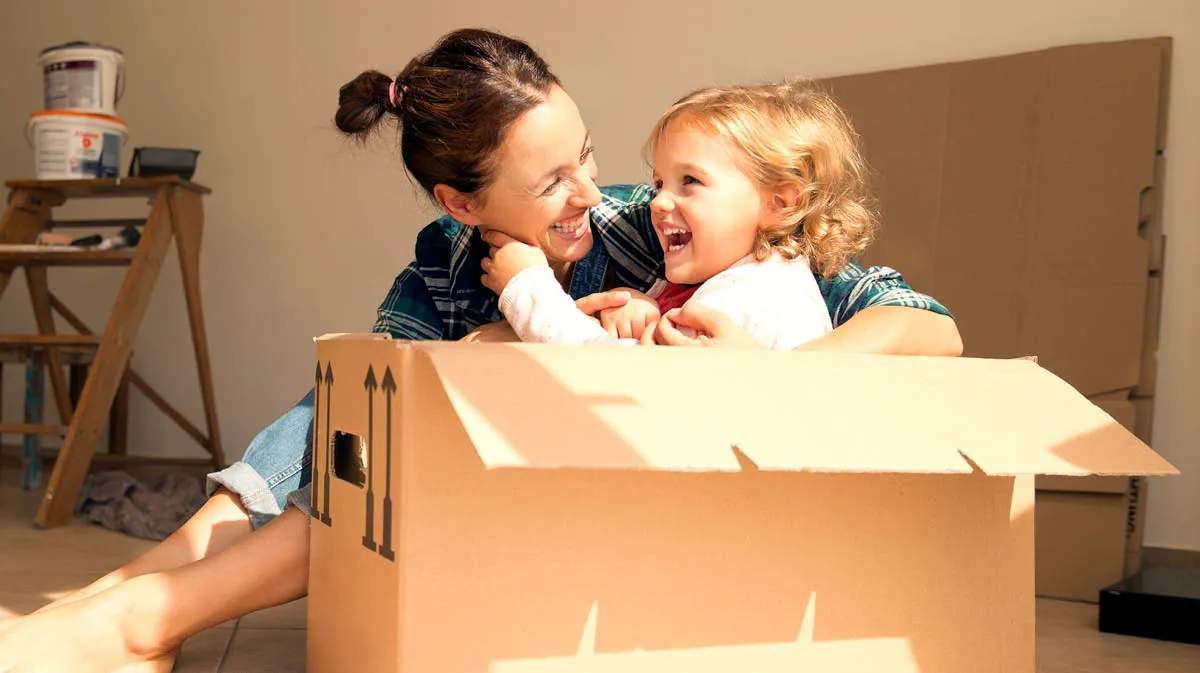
left=498, top=253, right=833, bottom=350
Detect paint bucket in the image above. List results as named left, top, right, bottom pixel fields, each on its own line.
left=38, top=41, right=125, bottom=115
left=27, top=111, right=128, bottom=180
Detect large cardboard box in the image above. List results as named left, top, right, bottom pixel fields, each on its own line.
left=306, top=338, right=1175, bottom=673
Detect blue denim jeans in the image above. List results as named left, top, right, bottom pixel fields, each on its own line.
left=206, top=388, right=316, bottom=529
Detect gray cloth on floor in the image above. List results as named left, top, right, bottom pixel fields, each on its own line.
left=75, top=470, right=208, bottom=540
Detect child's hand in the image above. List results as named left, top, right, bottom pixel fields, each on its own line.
left=596, top=288, right=661, bottom=340
left=480, top=230, right=548, bottom=295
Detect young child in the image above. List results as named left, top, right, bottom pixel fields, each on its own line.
left=492, top=78, right=877, bottom=349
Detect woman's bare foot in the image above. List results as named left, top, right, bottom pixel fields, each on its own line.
left=113, top=651, right=178, bottom=673
left=0, top=576, right=172, bottom=673
left=32, top=573, right=126, bottom=615
left=32, top=488, right=255, bottom=618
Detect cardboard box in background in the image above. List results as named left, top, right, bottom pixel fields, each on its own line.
left=824, top=37, right=1168, bottom=398
left=1032, top=392, right=1159, bottom=602
left=1034, top=394, right=1149, bottom=601
left=306, top=338, right=1176, bottom=673
left=1036, top=491, right=1130, bottom=603
left=823, top=37, right=1171, bottom=603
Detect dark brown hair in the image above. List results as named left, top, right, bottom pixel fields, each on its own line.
left=335, top=28, right=562, bottom=198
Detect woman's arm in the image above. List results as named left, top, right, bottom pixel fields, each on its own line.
left=657, top=258, right=964, bottom=356
left=798, top=305, right=962, bottom=355
left=657, top=303, right=962, bottom=355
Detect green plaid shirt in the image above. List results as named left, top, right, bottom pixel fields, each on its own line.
left=372, top=184, right=951, bottom=340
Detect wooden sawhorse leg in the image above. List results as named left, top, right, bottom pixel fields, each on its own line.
left=168, top=190, right=224, bottom=469
left=36, top=188, right=177, bottom=527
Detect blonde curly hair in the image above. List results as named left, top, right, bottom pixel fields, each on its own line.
left=645, top=78, right=877, bottom=278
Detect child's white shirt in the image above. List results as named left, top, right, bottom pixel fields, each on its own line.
left=498, top=252, right=833, bottom=350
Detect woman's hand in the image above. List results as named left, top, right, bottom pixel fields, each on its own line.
left=480, top=230, right=548, bottom=295
left=655, top=304, right=762, bottom=349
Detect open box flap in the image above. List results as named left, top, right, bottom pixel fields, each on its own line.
left=414, top=342, right=1177, bottom=477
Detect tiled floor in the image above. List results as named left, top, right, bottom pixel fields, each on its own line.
left=2, top=480, right=1199, bottom=672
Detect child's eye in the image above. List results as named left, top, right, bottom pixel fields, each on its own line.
left=580, top=145, right=595, bottom=164
left=683, top=175, right=700, bottom=186
left=652, top=178, right=663, bottom=190
left=541, top=178, right=563, bottom=196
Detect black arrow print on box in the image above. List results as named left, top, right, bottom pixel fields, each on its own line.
left=379, top=366, right=397, bottom=562
left=311, top=363, right=324, bottom=524
left=362, top=365, right=378, bottom=552
left=321, top=362, right=333, bottom=526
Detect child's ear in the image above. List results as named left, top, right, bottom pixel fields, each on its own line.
left=433, top=184, right=485, bottom=226
left=761, top=184, right=803, bottom=228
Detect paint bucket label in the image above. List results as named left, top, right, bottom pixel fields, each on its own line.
left=43, top=60, right=101, bottom=110
left=35, top=127, right=120, bottom=178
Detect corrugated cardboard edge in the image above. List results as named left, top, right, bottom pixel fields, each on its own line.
left=1153, top=37, right=1173, bottom=152
left=1135, top=272, right=1164, bottom=397
left=1141, top=153, right=1167, bottom=273
left=1125, top=396, right=1156, bottom=577
left=314, top=332, right=395, bottom=342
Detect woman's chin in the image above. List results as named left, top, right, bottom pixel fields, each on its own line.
left=547, top=229, right=594, bottom=264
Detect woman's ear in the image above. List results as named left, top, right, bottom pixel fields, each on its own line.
left=433, top=184, right=485, bottom=226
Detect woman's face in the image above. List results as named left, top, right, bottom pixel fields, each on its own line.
left=471, top=86, right=601, bottom=269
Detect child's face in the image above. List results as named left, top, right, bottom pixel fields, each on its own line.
left=649, top=120, right=769, bottom=285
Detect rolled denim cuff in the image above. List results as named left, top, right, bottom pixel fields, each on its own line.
left=206, top=461, right=284, bottom=530
left=285, top=483, right=314, bottom=523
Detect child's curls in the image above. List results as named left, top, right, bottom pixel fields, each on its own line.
left=646, top=79, right=878, bottom=278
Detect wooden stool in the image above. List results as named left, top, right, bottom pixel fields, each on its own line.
left=0, top=177, right=224, bottom=528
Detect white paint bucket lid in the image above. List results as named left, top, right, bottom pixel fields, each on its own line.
left=39, top=40, right=124, bottom=58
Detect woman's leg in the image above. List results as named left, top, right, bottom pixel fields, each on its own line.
left=42, top=388, right=319, bottom=611
left=0, top=508, right=311, bottom=673
left=39, top=487, right=254, bottom=611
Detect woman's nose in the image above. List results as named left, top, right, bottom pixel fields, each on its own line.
left=569, top=174, right=602, bottom=209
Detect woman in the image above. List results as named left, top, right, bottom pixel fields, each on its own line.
left=0, top=28, right=961, bottom=672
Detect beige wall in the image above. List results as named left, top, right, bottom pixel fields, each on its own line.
left=1, top=1, right=1196, bottom=549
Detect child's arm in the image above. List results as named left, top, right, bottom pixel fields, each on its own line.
left=481, top=230, right=629, bottom=345
left=499, top=266, right=631, bottom=345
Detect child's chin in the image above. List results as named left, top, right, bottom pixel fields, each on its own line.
left=665, top=265, right=694, bottom=285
